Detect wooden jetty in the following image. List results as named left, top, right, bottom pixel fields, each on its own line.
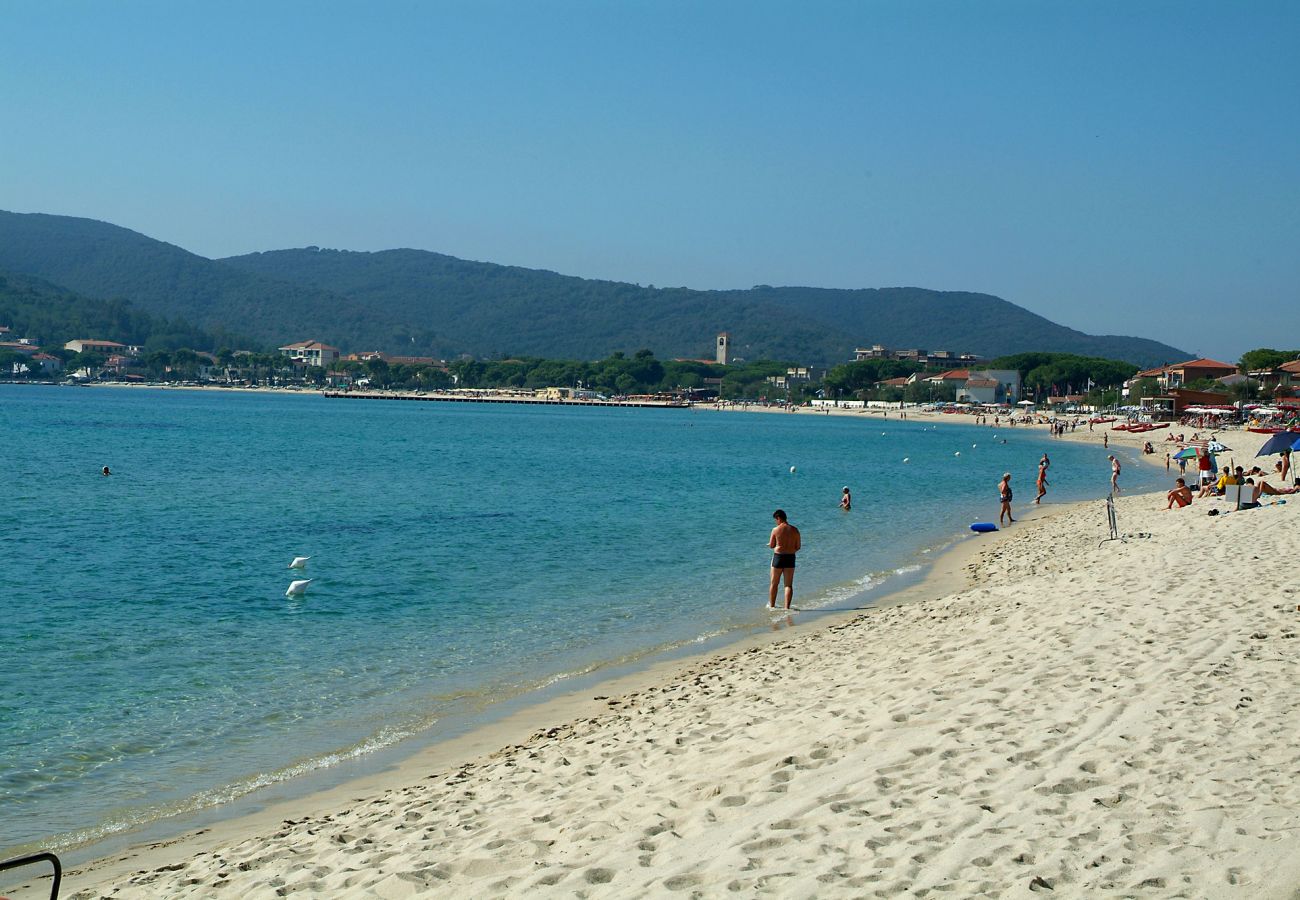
left=323, top=391, right=689, bottom=409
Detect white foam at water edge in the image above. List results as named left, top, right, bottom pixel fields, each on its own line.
left=796, top=571, right=881, bottom=611
left=893, top=564, right=922, bottom=575
left=42, top=720, right=434, bottom=852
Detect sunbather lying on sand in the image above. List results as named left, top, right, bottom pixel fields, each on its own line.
left=1253, top=480, right=1299, bottom=500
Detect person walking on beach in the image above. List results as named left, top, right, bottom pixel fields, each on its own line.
left=768, top=509, right=801, bottom=610
left=1109, top=454, right=1122, bottom=495
left=1035, top=459, right=1049, bottom=504
left=998, top=473, right=1014, bottom=525
left=839, top=486, right=852, bottom=511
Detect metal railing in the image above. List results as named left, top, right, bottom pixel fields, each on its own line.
left=0, top=852, right=61, bottom=900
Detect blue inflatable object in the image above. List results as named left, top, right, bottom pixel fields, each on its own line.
left=970, top=522, right=998, bottom=533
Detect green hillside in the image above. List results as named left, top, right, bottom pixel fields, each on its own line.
left=0, top=268, right=239, bottom=352
left=222, top=248, right=1188, bottom=365
left=0, top=210, right=1189, bottom=366
left=0, top=211, right=417, bottom=351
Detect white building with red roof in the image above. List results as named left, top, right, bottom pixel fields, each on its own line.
left=65, top=339, right=132, bottom=355
left=279, top=340, right=341, bottom=368
left=1130, top=358, right=1238, bottom=393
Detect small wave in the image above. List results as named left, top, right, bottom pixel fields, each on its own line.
left=31, top=720, right=435, bottom=855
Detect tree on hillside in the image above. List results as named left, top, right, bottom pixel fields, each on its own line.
left=364, top=357, right=390, bottom=388
left=822, top=359, right=923, bottom=399
left=65, top=350, right=106, bottom=374
left=903, top=381, right=957, bottom=404
left=990, top=352, right=1136, bottom=392
left=1239, top=348, right=1299, bottom=373
left=1227, top=379, right=1263, bottom=402
left=1128, top=377, right=1161, bottom=400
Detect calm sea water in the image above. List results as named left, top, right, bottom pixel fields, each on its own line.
left=0, top=386, right=1163, bottom=856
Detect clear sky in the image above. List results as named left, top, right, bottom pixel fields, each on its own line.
left=3, top=0, right=1297, bottom=362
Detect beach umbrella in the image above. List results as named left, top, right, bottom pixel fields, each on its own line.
left=1255, top=432, right=1300, bottom=456
left=1172, top=447, right=1199, bottom=460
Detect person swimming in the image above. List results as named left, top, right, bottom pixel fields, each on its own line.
left=840, top=486, right=851, bottom=511
left=102, top=466, right=111, bottom=476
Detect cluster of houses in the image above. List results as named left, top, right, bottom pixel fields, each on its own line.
left=847, top=343, right=1018, bottom=404
left=1125, top=357, right=1300, bottom=418
left=279, top=342, right=451, bottom=388
left=853, top=344, right=984, bottom=367
left=15, top=330, right=1300, bottom=418
left=0, top=334, right=453, bottom=385
left=874, top=367, right=1023, bottom=404
left=1, top=327, right=66, bottom=376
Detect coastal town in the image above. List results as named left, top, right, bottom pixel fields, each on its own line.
left=4, top=327, right=1299, bottom=419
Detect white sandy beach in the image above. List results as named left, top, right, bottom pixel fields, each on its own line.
left=48, top=421, right=1300, bottom=898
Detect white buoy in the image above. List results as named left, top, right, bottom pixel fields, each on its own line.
left=972, top=443, right=977, bottom=448
left=286, top=579, right=312, bottom=597
left=881, top=432, right=886, bottom=436
left=954, top=451, right=961, bottom=456
left=903, top=457, right=910, bottom=463
left=790, top=466, right=796, bottom=474
left=288, top=556, right=310, bottom=570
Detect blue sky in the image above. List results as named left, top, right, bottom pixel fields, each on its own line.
left=3, top=0, right=1297, bottom=361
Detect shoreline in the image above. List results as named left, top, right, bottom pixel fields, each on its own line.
left=55, top=476, right=1300, bottom=897
left=10, top=393, right=1183, bottom=860
left=40, top=484, right=1062, bottom=896
left=8, top=388, right=1134, bottom=869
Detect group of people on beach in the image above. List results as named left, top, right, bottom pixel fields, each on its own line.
left=996, top=452, right=1056, bottom=525
left=768, top=423, right=1291, bottom=610
left=1168, top=461, right=1299, bottom=509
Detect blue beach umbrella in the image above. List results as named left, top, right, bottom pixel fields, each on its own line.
left=1255, top=432, right=1300, bottom=456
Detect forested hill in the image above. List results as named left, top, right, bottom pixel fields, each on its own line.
left=0, top=268, right=239, bottom=352
left=223, top=248, right=1188, bottom=365
left=0, top=210, right=1189, bottom=366
left=0, top=211, right=427, bottom=351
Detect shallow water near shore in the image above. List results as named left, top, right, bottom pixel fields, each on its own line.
left=0, top=386, right=1165, bottom=856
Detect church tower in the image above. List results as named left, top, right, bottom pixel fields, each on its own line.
left=716, top=332, right=730, bottom=366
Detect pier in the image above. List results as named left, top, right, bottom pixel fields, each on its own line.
left=323, top=391, right=689, bottom=409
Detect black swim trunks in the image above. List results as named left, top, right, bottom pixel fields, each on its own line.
left=771, top=553, right=797, bottom=569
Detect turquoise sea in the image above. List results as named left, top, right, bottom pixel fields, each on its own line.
left=0, top=386, right=1164, bottom=858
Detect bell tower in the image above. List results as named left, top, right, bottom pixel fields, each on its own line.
left=715, top=332, right=730, bottom=366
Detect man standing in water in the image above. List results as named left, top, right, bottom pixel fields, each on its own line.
left=1109, top=454, right=1122, bottom=495
left=1035, top=458, right=1049, bottom=504
left=768, top=509, right=801, bottom=610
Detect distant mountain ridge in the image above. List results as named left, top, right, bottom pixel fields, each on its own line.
left=0, top=210, right=1190, bottom=366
